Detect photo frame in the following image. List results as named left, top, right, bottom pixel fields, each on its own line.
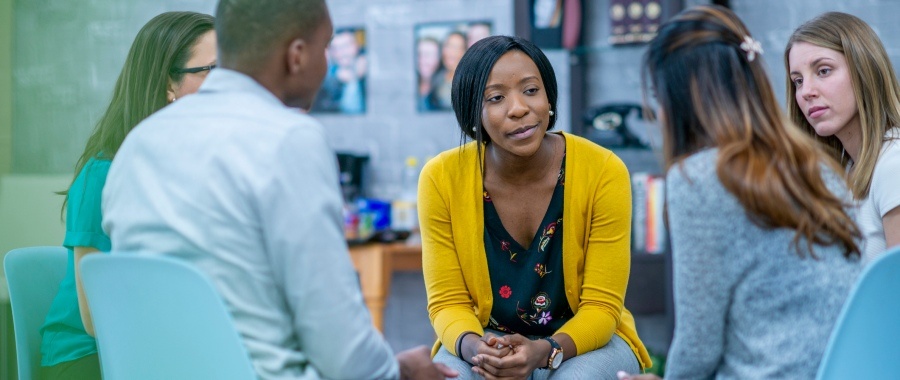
left=609, top=0, right=682, bottom=45
left=312, top=27, right=367, bottom=114
left=414, top=20, right=493, bottom=112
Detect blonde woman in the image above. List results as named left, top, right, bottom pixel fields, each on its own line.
left=786, top=12, right=900, bottom=264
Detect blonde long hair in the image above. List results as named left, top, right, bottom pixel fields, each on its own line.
left=785, top=12, right=900, bottom=199
left=644, top=5, right=860, bottom=258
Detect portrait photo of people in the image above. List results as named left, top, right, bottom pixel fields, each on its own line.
left=414, top=21, right=492, bottom=112
left=533, top=0, right=563, bottom=29
left=312, top=27, right=367, bottom=114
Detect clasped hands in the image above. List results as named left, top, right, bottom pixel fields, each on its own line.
left=465, top=332, right=551, bottom=380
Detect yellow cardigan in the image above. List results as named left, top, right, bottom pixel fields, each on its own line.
left=418, top=132, right=651, bottom=369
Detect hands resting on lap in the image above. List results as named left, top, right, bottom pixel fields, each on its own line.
left=466, top=333, right=551, bottom=380
left=397, top=345, right=459, bottom=379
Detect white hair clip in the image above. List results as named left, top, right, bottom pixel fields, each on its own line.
left=740, top=35, right=763, bottom=62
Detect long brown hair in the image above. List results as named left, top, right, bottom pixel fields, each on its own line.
left=61, top=11, right=214, bottom=211
left=644, top=5, right=860, bottom=258
left=785, top=12, right=900, bottom=199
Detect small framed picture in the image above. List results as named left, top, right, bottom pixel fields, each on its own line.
left=312, top=27, right=367, bottom=114
left=414, top=21, right=493, bottom=112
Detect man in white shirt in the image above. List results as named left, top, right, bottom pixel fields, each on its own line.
left=102, top=0, right=457, bottom=379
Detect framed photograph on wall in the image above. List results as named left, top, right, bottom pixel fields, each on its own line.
left=530, top=0, right=563, bottom=48
left=414, top=21, right=493, bottom=112
left=609, top=0, right=682, bottom=45
left=312, top=27, right=367, bottom=114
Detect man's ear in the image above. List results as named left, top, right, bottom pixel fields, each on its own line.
left=286, top=37, right=306, bottom=75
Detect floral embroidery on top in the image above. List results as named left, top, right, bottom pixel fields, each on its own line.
left=538, top=218, right=562, bottom=252
left=500, top=240, right=518, bottom=262
left=517, top=292, right=554, bottom=325
left=557, top=166, right=565, bottom=185
left=499, top=285, right=512, bottom=299
left=534, top=263, right=551, bottom=278
left=532, top=292, right=550, bottom=311
left=488, top=316, right=515, bottom=333
left=538, top=311, right=553, bottom=325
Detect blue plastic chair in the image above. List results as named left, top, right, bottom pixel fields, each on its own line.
left=3, top=246, right=68, bottom=380
left=816, top=246, right=900, bottom=379
left=80, top=253, right=256, bottom=380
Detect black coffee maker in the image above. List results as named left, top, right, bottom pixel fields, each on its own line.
left=336, top=152, right=369, bottom=202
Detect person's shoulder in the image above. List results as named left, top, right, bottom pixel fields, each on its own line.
left=67, top=157, right=113, bottom=208
left=271, top=115, right=330, bottom=155
left=425, top=141, right=479, bottom=169
left=871, top=128, right=900, bottom=190
left=85, top=156, right=113, bottom=170
left=564, top=132, right=612, bottom=157
left=880, top=128, right=900, bottom=157
left=563, top=132, right=628, bottom=176
left=875, top=128, right=900, bottom=168
left=77, top=157, right=113, bottom=182
left=666, top=149, right=720, bottom=192
left=419, top=142, right=481, bottom=194
left=564, top=132, right=625, bottom=166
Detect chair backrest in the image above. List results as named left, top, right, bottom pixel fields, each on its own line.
left=80, top=253, right=256, bottom=380
left=3, top=246, right=68, bottom=380
left=816, top=246, right=900, bottom=380
left=0, top=174, right=69, bottom=286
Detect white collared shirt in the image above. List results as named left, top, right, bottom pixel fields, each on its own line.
left=103, top=68, right=398, bottom=380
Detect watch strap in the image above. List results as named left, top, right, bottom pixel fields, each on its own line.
left=542, top=336, right=562, bottom=369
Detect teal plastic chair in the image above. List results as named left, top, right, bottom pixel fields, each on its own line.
left=816, top=246, right=900, bottom=379
left=3, top=246, right=68, bottom=380
left=81, top=253, right=256, bottom=380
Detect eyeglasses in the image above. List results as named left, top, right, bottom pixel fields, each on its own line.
left=171, top=64, right=216, bottom=74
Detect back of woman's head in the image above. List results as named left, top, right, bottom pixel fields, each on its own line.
left=645, top=5, right=782, bottom=163
left=645, top=5, right=859, bottom=258
left=785, top=12, right=900, bottom=198
left=451, top=35, right=557, bottom=145
left=63, top=11, right=214, bottom=205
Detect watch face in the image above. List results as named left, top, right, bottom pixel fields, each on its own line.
left=550, top=350, right=563, bottom=369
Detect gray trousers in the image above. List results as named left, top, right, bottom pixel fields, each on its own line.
left=433, top=330, right=640, bottom=380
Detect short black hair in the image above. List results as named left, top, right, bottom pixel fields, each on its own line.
left=451, top=35, right=558, bottom=144
left=216, top=0, right=328, bottom=68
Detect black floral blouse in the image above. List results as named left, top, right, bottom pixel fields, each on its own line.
left=484, top=154, right=572, bottom=337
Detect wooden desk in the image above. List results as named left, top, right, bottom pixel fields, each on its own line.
left=348, top=242, right=422, bottom=331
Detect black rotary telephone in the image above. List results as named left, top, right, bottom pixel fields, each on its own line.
left=582, top=103, right=654, bottom=149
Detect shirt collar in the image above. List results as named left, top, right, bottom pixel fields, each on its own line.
left=198, top=68, right=285, bottom=108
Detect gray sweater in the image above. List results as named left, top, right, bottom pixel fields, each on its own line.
left=664, top=149, right=861, bottom=380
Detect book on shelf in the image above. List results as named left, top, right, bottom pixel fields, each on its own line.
left=632, top=172, right=667, bottom=254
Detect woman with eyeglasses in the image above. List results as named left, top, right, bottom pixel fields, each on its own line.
left=38, top=11, right=215, bottom=379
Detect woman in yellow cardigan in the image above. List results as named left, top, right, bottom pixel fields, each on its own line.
left=419, top=35, right=650, bottom=379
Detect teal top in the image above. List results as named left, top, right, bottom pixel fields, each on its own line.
left=40, top=158, right=111, bottom=366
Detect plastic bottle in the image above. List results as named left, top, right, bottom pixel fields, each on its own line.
left=391, top=156, right=419, bottom=233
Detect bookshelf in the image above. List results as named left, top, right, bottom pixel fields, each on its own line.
left=612, top=147, right=674, bottom=355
